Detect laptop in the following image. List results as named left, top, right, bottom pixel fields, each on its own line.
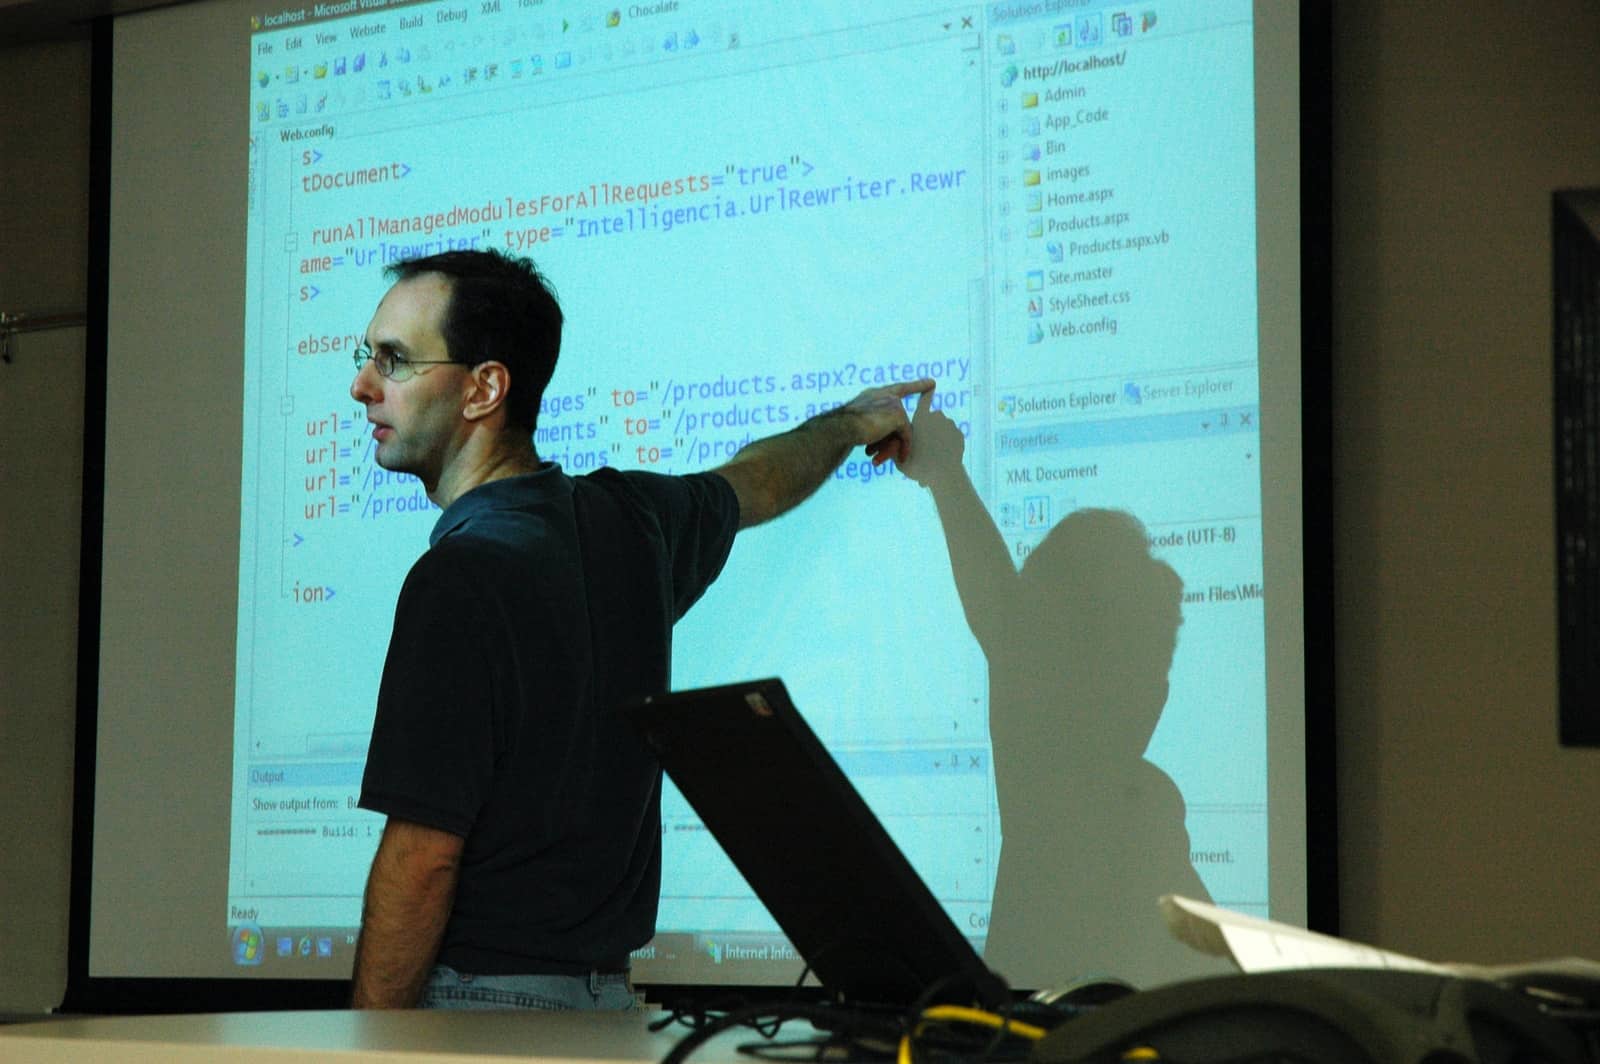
left=627, top=677, right=1009, bottom=1010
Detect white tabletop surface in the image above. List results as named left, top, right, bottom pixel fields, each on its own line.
left=0, top=1008, right=776, bottom=1063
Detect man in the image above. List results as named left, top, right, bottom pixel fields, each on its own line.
left=347, top=249, right=932, bottom=1009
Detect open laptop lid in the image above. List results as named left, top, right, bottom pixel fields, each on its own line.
left=627, top=678, right=1009, bottom=1009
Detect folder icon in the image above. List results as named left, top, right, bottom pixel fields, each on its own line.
left=1022, top=92, right=1038, bottom=108
left=1023, top=170, right=1040, bottom=186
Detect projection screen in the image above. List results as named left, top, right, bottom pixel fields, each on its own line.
left=79, top=0, right=1312, bottom=1005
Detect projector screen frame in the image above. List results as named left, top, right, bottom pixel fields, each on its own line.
left=63, top=0, right=1339, bottom=1016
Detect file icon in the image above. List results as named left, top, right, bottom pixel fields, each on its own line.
left=1021, top=92, right=1038, bottom=109
left=1023, top=170, right=1040, bottom=186
left=1027, top=217, right=1044, bottom=238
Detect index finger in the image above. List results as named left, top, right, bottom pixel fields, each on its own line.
left=886, top=377, right=938, bottom=401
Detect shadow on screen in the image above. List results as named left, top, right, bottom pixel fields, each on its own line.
left=905, top=405, right=1223, bottom=989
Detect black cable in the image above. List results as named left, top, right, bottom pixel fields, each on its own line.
left=906, top=1015, right=1036, bottom=1064
left=649, top=993, right=769, bottom=1033
left=658, top=1003, right=787, bottom=1064
left=733, top=1035, right=875, bottom=1061
left=659, top=1001, right=881, bottom=1064
left=972, top=1002, right=1018, bottom=1063
left=900, top=970, right=1031, bottom=1064
left=649, top=1004, right=700, bottom=1033
left=653, top=966, right=1035, bottom=1064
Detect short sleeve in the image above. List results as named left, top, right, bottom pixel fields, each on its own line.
left=659, top=470, right=739, bottom=617
left=625, top=470, right=739, bottom=619
left=358, top=550, right=497, bottom=837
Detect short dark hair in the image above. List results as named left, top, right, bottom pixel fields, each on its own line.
left=385, top=249, right=562, bottom=432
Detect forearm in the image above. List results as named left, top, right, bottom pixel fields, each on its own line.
left=712, top=378, right=934, bottom=529
left=714, top=406, right=864, bottom=529
left=350, top=821, right=461, bottom=1008
left=926, top=468, right=1019, bottom=648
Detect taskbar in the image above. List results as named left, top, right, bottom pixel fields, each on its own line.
left=229, top=924, right=358, bottom=971
left=632, top=930, right=986, bottom=988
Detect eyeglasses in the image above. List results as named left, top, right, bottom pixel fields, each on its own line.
left=352, top=344, right=462, bottom=382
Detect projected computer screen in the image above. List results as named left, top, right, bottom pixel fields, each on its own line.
left=93, top=0, right=1304, bottom=995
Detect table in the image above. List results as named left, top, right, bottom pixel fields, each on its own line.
left=0, top=1008, right=761, bottom=1063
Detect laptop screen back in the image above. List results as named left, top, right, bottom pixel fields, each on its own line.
left=628, top=678, right=1009, bottom=1009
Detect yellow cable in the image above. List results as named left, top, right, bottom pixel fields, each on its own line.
left=899, top=1003, right=1047, bottom=1064
left=917, top=1004, right=1049, bottom=1041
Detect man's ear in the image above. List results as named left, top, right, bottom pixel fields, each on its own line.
left=462, top=361, right=512, bottom=422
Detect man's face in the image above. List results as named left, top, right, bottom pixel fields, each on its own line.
left=350, top=273, right=471, bottom=487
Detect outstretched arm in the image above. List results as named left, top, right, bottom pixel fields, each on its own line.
left=712, top=378, right=935, bottom=529
left=350, top=817, right=463, bottom=1008
left=901, top=396, right=1019, bottom=651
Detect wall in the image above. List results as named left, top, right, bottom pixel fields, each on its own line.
left=1331, top=0, right=1600, bottom=963
left=0, top=38, right=90, bottom=1013
left=3, top=2, right=1600, bottom=1015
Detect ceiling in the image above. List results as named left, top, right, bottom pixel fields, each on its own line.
left=0, top=0, right=186, bottom=46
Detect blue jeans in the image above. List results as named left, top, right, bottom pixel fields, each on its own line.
left=419, top=964, right=639, bottom=1011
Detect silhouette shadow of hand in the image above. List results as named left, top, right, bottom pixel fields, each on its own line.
left=903, top=391, right=966, bottom=488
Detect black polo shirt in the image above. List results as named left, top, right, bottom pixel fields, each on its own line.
left=359, top=465, right=738, bottom=974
